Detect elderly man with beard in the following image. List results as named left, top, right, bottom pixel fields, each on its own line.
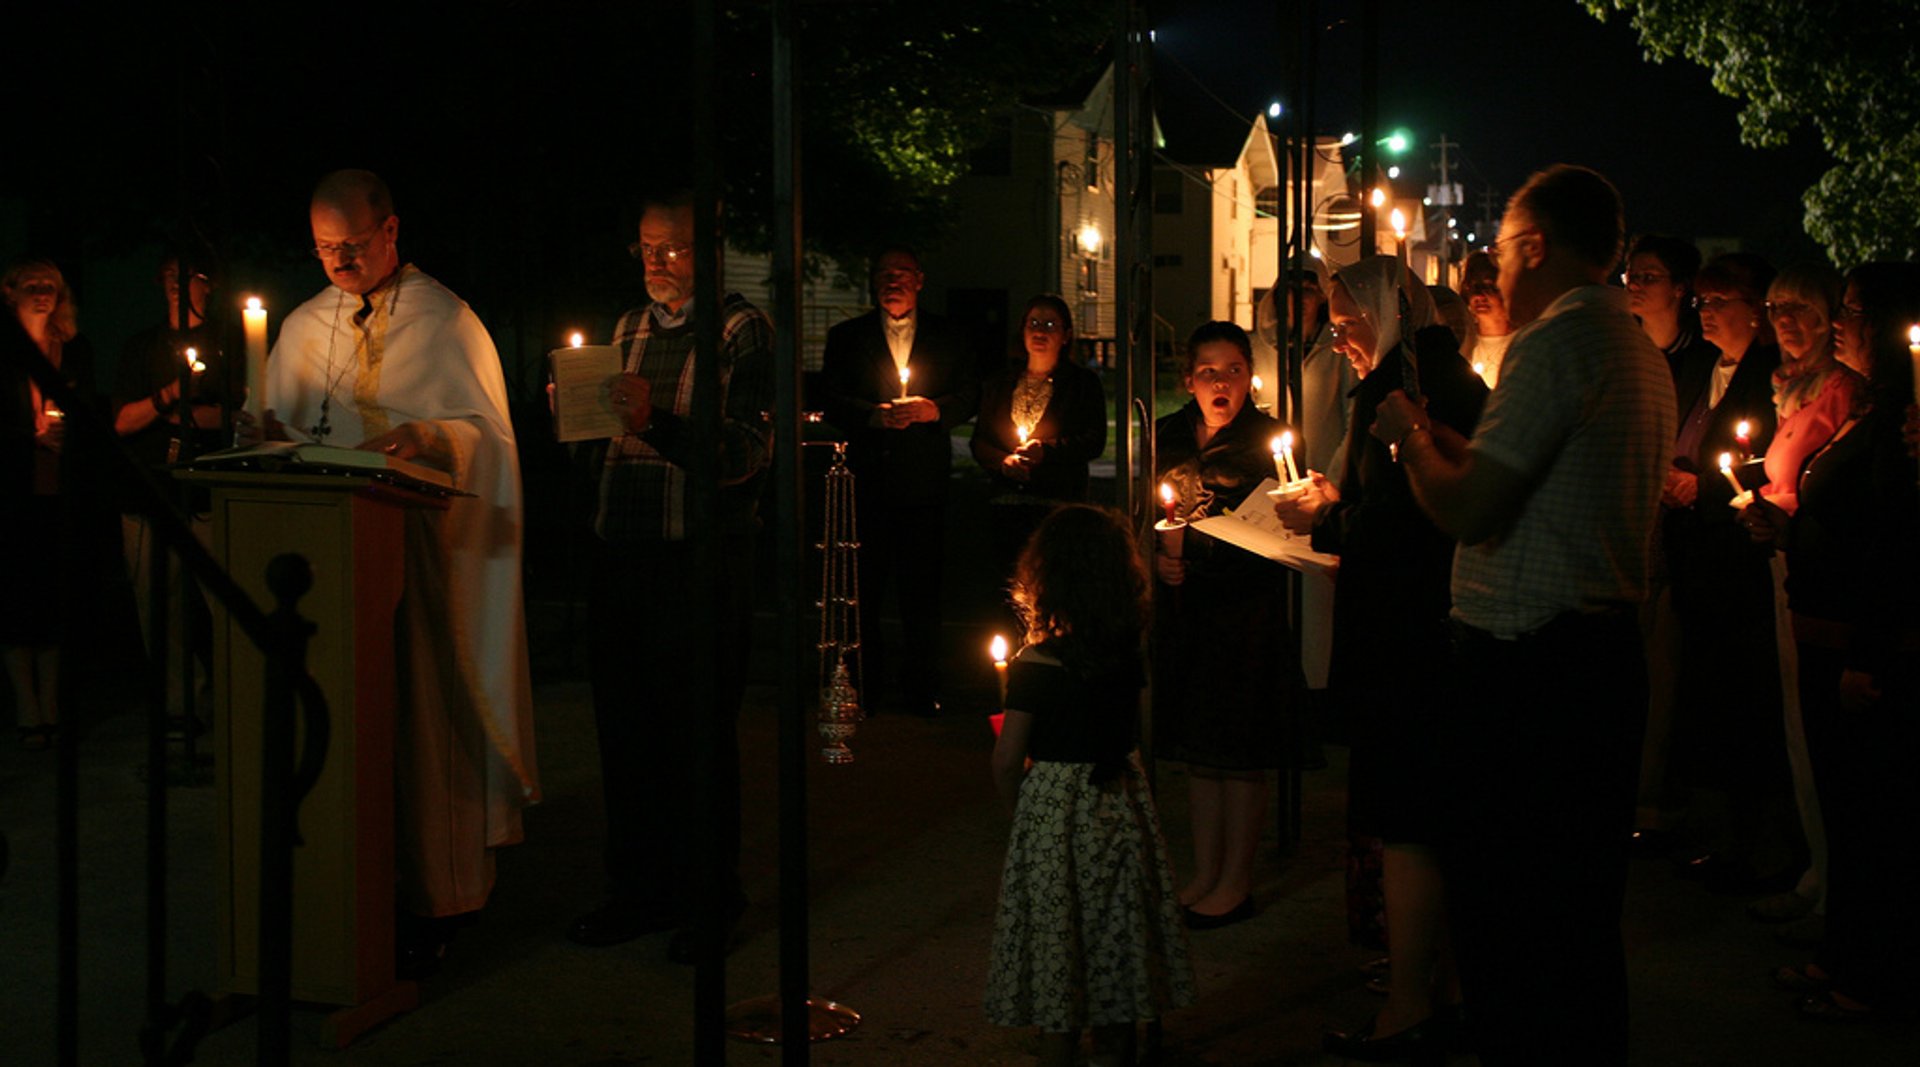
left=566, top=189, right=774, bottom=965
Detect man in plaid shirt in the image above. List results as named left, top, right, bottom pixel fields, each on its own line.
left=1372, top=165, right=1676, bottom=1066
left=568, top=189, right=773, bottom=964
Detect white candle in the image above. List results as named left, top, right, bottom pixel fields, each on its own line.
left=898, top=364, right=911, bottom=400
left=1908, top=325, right=1920, bottom=410
left=1016, top=424, right=1030, bottom=447
left=1717, top=452, right=1743, bottom=496
left=990, top=634, right=1009, bottom=705
left=1278, top=430, right=1300, bottom=483
left=242, top=296, right=268, bottom=421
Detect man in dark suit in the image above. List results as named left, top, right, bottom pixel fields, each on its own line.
left=820, top=246, right=979, bottom=715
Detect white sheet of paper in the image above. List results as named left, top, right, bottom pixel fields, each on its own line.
left=549, top=345, right=625, bottom=442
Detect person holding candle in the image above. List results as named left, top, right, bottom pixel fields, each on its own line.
left=820, top=245, right=979, bottom=716
left=1462, top=251, right=1514, bottom=388
left=986, top=504, right=1194, bottom=1066
left=1370, top=165, right=1675, bottom=1063
left=1661, top=253, right=1791, bottom=894
left=970, top=295, right=1107, bottom=589
left=1271, top=254, right=1487, bottom=1060
left=1744, top=261, right=1920, bottom=1022
left=1738, top=264, right=1858, bottom=937
left=1152, top=320, right=1301, bottom=929
left=2, top=260, right=97, bottom=751
left=249, top=170, right=537, bottom=975
left=564, top=187, right=774, bottom=966
left=112, top=254, right=231, bottom=724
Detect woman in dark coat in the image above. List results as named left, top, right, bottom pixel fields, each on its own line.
left=1275, top=255, right=1486, bottom=1058
left=1151, top=321, right=1303, bottom=930
left=970, top=294, right=1106, bottom=582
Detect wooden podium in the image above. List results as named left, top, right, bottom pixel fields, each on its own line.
left=184, top=469, right=448, bottom=1046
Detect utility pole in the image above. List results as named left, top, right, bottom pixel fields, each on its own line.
left=1478, top=186, right=1501, bottom=245
left=1431, top=131, right=1458, bottom=283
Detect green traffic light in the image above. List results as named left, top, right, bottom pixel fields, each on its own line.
left=1377, top=128, right=1413, bottom=154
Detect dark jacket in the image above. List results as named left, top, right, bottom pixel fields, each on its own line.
left=1664, top=341, right=1781, bottom=612
left=969, top=358, right=1106, bottom=502
left=820, top=309, right=979, bottom=507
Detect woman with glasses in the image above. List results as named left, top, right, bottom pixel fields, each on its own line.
left=1625, top=234, right=1710, bottom=379
left=2, top=260, right=96, bottom=750
left=1663, top=253, right=1795, bottom=894
left=1747, top=262, right=1920, bottom=1021
left=970, top=295, right=1107, bottom=584
left=1272, top=255, right=1487, bottom=1061
left=1738, top=263, right=1861, bottom=945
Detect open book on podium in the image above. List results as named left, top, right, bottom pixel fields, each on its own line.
left=189, top=441, right=463, bottom=495
left=1191, top=476, right=1338, bottom=689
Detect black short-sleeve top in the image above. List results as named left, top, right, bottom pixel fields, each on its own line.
left=1006, top=648, right=1145, bottom=779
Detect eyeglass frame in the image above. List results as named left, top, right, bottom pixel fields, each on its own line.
left=1691, top=295, right=1750, bottom=313
left=629, top=241, right=693, bottom=265
left=310, top=220, right=392, bottom=261
left=1620, top=271, right=1673, bottom=288
left=1487, top=228, right=1541, bottom=268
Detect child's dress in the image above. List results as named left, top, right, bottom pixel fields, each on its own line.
left=985, top=649, right=1195, bottom=1031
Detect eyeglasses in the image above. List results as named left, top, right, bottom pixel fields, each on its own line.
left=1834, top=304, right=1867, bottom=322
left=1764, top=300, right=1815, bottom=318
left=1329, top=320, right=1360, bottom=341
left=311, top=222, right=388, bottom=261
left=1025, top=316, right=1062, bottom=331
left=1692, top=295, right=1748, bottom=313
left=876, top=268, right=921, bottom=284
left=628, top=241, right=692, bottom=264
left=1621, top=271, right=1672, bottom=288
left=1487, top=228, right=1540, bottom=268
left=1463, top=282, right=1500, bottom=297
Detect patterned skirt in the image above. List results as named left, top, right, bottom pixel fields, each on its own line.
left=985, top=754, right=1196, bottom=1031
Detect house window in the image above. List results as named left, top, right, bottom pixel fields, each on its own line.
left=1256, top=185, right=1281, bottom=218
left=1083, top=130, right=1101, bottom=191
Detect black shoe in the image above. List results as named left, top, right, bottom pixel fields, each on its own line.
left=1183, top=896, right=1254, bottom=930
left=1322, top=1016, right=1446, bottom=1064
left=567, top=900, right=681, bottom=948
left=666, top=896, right=749, bottom=965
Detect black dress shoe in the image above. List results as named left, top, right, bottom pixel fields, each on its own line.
left=1322, top=1016, right=1446, bottom=1064
left=567, top=900, right=681, bottom=948
left=1183, top=896, right=1254, bottom=930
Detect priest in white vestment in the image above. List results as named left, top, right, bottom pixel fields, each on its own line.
left=259, top=171, right=537, bottom=950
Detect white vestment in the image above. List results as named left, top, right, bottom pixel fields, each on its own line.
left=267, top=264, right=538, bottom=915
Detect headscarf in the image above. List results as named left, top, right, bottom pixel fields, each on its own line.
left=1332, top=254, right=1436, bottom=364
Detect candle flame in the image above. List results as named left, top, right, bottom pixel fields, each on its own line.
left=1910, top=324, right=1920, bottom=346
left=244, top=296, right=263, bottom=313
left=1251, top=374, right=1264, bottom=395
left=989, top=634, right=1009, bottom=664
left=1735, top=419, right=1751, bottom=439
left=1160, top=482, right=1174, bottom=505
left=898, top=366, right=911, bottom=385
left=184, top=346, right=198, bottom=363
left=1390, top=208, right=1408, bottom=237
left=569, top=331, right=584, bottom=348
left=1278, top=430, right=1294, bottom=452
left=1718, top=452, right=1734, bottom=474
left=1016, top=425, right=1030, bottom=445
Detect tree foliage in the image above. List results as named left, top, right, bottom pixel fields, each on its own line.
left=1584, top=0, right=1920, bottom=265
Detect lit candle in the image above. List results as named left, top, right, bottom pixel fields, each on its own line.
left=184, top=345, right=206, bottom=375
left=1154, top=482, right=1186, bottom=560
left=1251, top=374, right=1265, bottom=413
left=1734, top=419, right=1752, bottom=456
left=898, top=364, right=911, bottom=400
left=568, top=331, right=584, bottom=348
left=1015, top=424, right=1030, bottom=447
left=1472, top=360, right=1486, bottom=379
left=242, top=296, right=268, bottom=422
left=1275, top=430, right=1300, bottom=483
left=989, top=633, right=1010, bottom=735
left=1908, top=325, right=1920, bottom=411
left=1717, top=452, right=1744, bottom=496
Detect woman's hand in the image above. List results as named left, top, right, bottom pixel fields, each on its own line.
left=1273, top=469, right=1337, bottom=535
left=35, top=416, right=66, bottom=454
left=1155, top=553, right=1187, bottom=586
left=1001, top=451, right=1032, bottom=482
left=1739, top=496, right=1788, bottom=546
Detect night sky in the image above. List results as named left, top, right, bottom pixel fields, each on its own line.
left=1154, top=0, right=1835, bottom=262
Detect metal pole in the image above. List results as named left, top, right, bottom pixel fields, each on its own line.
left=1358, top=0, right=1378, bottom=256
left=691, top=2, right=726, bottom=1062
left=1112, top=0, right=1135, bottom=519
left=771, top=0, right=812, bottom=1057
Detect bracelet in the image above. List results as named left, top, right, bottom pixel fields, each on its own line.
left=1396, top=424, right=1428, bottom=452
